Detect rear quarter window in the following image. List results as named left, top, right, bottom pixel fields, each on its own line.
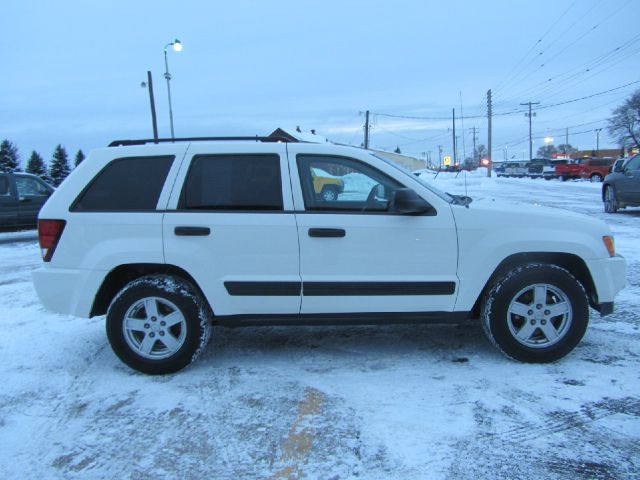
left=71, top=156, right=174, bottom=211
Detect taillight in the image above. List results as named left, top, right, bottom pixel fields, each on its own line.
left=38, top=219, right=66, bottom=262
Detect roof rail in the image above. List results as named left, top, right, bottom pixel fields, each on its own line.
left=108, top=136, right=296, bottom=147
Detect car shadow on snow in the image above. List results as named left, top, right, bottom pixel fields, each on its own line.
left=200, top=320, right=501, bottom=366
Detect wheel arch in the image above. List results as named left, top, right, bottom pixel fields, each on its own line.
left=471, top=252, right=597, bottom=317
left=90, top=263, right=209, bottom=317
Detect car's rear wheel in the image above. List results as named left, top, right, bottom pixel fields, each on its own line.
left=604, top=185, right=618, bottom=213
left=481, top=264, right=588, bottom=363
left=106, top=275, right=212, bottom=374
left=590, top=173, right=603, bottom=182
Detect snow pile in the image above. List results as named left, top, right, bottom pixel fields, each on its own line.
left=342, top=172, right=377, bottom=194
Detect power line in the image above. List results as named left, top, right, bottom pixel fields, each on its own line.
left=493, top=0, right=602, bottom=99
left=371, top=79, right=639, bottom=123
left=492, top=0, right=579, bottom=97
left=494, top=32, right=640, bottom=106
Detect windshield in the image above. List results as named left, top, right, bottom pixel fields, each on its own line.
left=370, top=153, right=453, bottom=203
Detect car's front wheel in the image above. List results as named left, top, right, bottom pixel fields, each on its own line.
left=106, top=275, right=212, bottom=374
left=481, top=263, right=589, bottom=363
left=604, top=185, right=618, bottom=213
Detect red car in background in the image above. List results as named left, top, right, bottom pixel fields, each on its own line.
left=580, top=158, right=616, bottom=182
left=556, top=157, right=615, bottom=182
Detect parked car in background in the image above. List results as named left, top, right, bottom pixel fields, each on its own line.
left=580, top=158, right=615, bottom=182
left=546, top=159, right=568, bottom=180
left=503, top=161, right=528, bottom=177
left=556, top=157, right=615, bottom=182
left=611, top=157, right=630, bottom=174
left=603, top=154, right=640, bottom=213
left=0, top=172, right=54, bottom=229
left=494, top=163, right=506, bottom=177
left=527, top=158, right=553, bottom=179
left=556, top=157, right=586, bottom=181
left=311, top=167, right=344, bottom=201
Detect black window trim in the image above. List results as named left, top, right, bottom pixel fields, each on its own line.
left=177, top=152, right=285, bottom=212
left=69, top=155, right=176, bottom=212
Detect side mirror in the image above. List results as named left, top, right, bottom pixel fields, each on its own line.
left=392, top=188, right=435, bottom=215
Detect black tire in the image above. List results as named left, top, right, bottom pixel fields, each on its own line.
left=590, top=173, right=603, bottom=183
left=320, top=186, right=338, bottom=201
left=481, top=263, right=588, bottom=363
left=560, top=175, right=568, bottom=182
left=106, top=275, right=212, bottom=374
left=603, top=185, right=618, bottom=213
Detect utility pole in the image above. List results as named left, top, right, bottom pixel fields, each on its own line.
left=565, top=127, right=569, bottom=150
left=595, top=128, right=602, bottom=155
left=363, top=110, right=370, bottom=149
left=143, top=71, right=159, bottom=143
left=438, top=145, right=443, bottom=169
left=452, top=108, right=457, bottom=166
left=487, top=90, right=492, bottom=177
left=469, top=126, right=478, bottom=163
left=521, top=101, right=540, bottom=161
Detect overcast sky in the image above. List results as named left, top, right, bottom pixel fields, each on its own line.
left=3, top=0, right=639, bottom=166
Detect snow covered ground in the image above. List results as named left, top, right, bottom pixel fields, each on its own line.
left=0, top=175, right=638, bottom=479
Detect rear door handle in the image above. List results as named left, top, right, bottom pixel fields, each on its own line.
left=308, top=228, right=345, bottom=238
left=174, top=226, right=211, bottom=236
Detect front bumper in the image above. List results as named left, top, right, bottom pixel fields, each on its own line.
left=586, top=255, right=626, bottom=316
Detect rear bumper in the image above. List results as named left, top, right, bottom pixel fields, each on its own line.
left=32, top=266, right=106, bottom=317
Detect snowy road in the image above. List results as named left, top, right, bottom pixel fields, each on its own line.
left=0, top=176, right=638, bottom=479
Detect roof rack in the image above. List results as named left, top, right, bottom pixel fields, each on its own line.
left=108, top=136, right=296, bottom=147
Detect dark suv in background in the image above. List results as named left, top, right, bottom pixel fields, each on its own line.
left=603, top=154, right=640, bottom=213
left=0, top=172, right=54, bottom=229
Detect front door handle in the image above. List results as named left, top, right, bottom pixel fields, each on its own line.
left=174, top=226, right=211, bottom=236
left=308, top=228, right=346, bottom=238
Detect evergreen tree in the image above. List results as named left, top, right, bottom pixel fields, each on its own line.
left=26, top=151, right=47, bottom=178
left=0, top=139, right=20, bottom=172
left=49, top=145, right=71, bottom=187
left=74, top=149, right=85, bottom=167
left=394, top=146, right=402, bottom=154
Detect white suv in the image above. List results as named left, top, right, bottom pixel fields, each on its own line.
left=33, top=137, right=626, bottom=374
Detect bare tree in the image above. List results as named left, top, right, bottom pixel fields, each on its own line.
left=608, top=89, right=640, bottom=149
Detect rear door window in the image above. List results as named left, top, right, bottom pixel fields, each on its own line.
left=180, top=154, right=283, bottom=211
left=72, top=156, right=174, bottom=211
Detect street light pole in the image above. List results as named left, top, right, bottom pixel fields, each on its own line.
left=163, top=39, right=182, bottom=140
left=595, top=128, right=603, bottom=155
